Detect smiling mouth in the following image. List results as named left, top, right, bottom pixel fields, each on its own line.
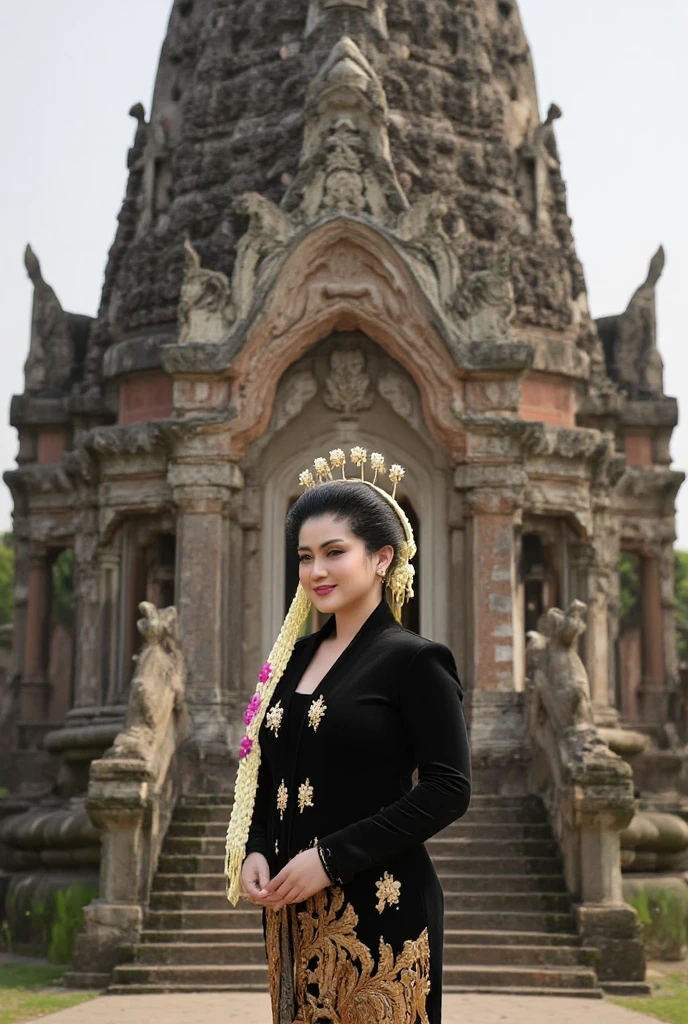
left=314, top=585, right=336, bottom=593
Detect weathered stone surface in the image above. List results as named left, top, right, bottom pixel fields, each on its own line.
left=79, top=0, right=602, bottom=385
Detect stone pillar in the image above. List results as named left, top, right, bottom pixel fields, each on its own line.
left=100, top=549, right=121, bottom=706
left=11, top=528, right=30, bottom=682
left=637, top=550, right=668, bottom=725
left=71, top=506, right=100, bottom=710
left=660, top=537, right=682, bottom=738
left=169, top=462, right=243, bottom=789
left=463, top=489, right=521, bottom=693
left=472, top=511, right=518, bottom=690
left=19, top=548, right=52, bottom=723
left=582, top=507, right=620, bottom=728
left=458, top=480, right=527, bottom=785
left=641, top=554, right=664, bottom=683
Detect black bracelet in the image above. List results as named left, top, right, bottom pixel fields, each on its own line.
left=317, top=843, right=342, bottom=885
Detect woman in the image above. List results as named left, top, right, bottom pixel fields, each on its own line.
left=225, top=447, right=471, bottom=1024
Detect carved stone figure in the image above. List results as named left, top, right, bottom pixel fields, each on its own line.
left=105, top=603, right=186, bottom=763
left=231, top=193, right=293, bottom=321
left=177, top=239, right=234, bottom=344
left=323, top=348, right=375, bottom=414
left=526, top=599, right=595, bottom=735
left=283, top=37, right=409, bottom=227
left=596, top=247, right=666, bottom=399
left=23, top=245, right=74, bottom=394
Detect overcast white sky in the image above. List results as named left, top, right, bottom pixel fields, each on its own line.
left=0, top=1, right=686, bottom=539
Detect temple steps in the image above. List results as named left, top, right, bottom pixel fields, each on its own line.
left=108, top=792, right=606, bottom=997
left=151, top=871, right=570, bottom=895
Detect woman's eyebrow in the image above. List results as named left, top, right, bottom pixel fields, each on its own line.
left=297, top=538, right=346, bottom=551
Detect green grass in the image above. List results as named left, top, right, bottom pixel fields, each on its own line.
left=0, top=963, right=99, bottom=1024
left=610, top=971, right=688, bottom=1023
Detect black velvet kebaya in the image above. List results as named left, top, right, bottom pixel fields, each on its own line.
left=246, top=596, right=472, bottom=1024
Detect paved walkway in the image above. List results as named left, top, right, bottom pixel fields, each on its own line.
left=23, top=992, right=663, bottom=1024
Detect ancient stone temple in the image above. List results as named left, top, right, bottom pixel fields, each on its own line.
left=1, top=0, right=684, bottom=997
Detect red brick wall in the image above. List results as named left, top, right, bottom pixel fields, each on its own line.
left=624, top=432, right=653, bottom=467
left=520, top=375, right=575, bottom=428
left=118, top=372, right=174, bottom=425
left=37, top=430, right=66, bottom=464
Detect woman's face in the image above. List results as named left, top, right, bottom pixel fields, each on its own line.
left=297, top=514, right=394, bottom=614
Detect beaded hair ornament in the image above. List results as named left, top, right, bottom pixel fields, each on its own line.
left=224, top=446, right=417, bottom=904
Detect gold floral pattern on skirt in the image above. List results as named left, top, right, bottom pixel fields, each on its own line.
left=265, top=886, right=430, bottom=1024
left=375, top=871, right=401, bottom=913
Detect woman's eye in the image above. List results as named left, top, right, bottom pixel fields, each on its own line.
left=298, top=550, right=343, bottom=562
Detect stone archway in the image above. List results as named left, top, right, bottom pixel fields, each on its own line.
left=238, top=331, right=451, bottom=674
left=224, top=218, right=467, bottom=469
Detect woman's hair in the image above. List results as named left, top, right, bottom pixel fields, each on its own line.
left=285, top=479, right=406, bottom=578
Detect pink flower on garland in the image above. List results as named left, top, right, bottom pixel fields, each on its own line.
left=259, top=662, right=272, bottom=684
left=239, top=736, right=253, bottom=759
left=244, top=694, right=261, bottom=725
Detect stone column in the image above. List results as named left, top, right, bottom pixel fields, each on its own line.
left=100, top=549, right=121, bottom=706
left=169, top=462, right=243, bottom=789
left=642, top=554, right=664, bottom=681
left=660, top=537, right=682, bottom=738
left=637, top=550, right=668, bottom=725
left=470, top=508, right=519, bottom=691
left=582, top=506, right=620, bottom=728
left=459, top=482, right=522, bottom=694
left=457, top=477, right=526, bottom=782
left=71, top=506, right=100, bottom=710
left=11, top=528, right=30, bottom=682
left=19, top=547, right=52, bottom=723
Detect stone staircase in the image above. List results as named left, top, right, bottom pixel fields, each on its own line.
left=109, top=792, right=604, bottom=996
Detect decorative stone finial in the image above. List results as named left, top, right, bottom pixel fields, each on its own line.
left=177, top=238, right=234, bottom=344
left=23, top=244, right=74, bottom=394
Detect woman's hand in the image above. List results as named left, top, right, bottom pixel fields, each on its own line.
left=259, top=848, right=330, bottom=911
left=240, top=851, right=272, bottom=905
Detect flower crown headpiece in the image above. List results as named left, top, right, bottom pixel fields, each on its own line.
left=224, top=446, right=416, bottom=905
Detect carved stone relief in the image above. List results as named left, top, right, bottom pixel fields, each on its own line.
left=306, top=0, right=388, bottom=38
left=377, top=368, right=422, bottom=434
left=323, top=348, right=375, bottom=415
left=247, top=367, right=319, bottom=462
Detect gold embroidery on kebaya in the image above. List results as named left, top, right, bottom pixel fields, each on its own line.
left=298, top=778, right=314, bottom=813
left=265, top=903, right=282, bottom=1024
left=308, top=695, right=327, bottom=732
left=275, top=839, right=279, bottom=855
left=292, top=886, right=430, bottom=1023
left=277, top=780, right=288, bottom=820
left=266, top=700, right=284, bottom=737
left=375, top=871, right=401, bottom=913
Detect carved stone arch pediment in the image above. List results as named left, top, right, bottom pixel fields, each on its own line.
left=226, top=218, right=466, bottom=466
